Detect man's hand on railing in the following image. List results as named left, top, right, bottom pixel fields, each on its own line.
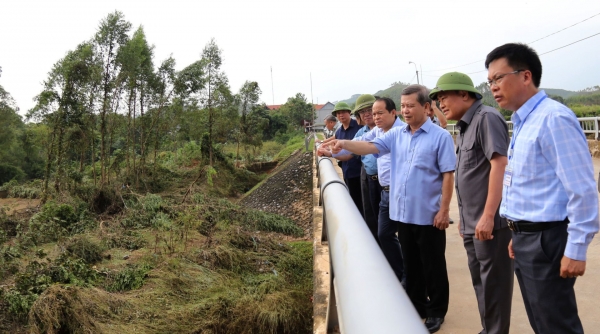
left=330, top=140, right=345, bottom=154
left=317, top=145, right=332, bottom=157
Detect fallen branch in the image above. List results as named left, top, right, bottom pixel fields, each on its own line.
left=181, top=166, right=206, bottom=204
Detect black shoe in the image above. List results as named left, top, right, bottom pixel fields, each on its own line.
left=449, top=218, right=454, bottom=224
left=424, top=317, right=444, bottom=333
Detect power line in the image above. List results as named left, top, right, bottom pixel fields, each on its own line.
left=423, top=11, right=600, bottom=73
left=464, top=30, right=600, bottom=75
left=529, top=12, right=600, bottom=44
left=538, top=31, right=600, bottom=55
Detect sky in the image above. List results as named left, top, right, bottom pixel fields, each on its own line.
left=1, top=0, right=600, bottom=115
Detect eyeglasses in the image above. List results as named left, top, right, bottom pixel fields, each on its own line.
left=487, top=69, right=524, bottom=87
left=358, top=108, right=372, bottom=115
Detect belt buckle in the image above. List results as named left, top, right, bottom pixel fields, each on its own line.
left=507, top=219, right=517, bottom=232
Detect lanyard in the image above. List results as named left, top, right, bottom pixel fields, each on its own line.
left=508, top=95, right=547, bottom=160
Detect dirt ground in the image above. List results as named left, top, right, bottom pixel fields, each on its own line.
left=0, top=198, right=40, bottom=215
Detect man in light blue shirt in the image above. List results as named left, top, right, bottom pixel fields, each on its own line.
left=486, top=43, right=599, bottom=334
left=332, top=97, right=407, bottom=285
left=336, top=94, right=379, bottom=240
left=330, top=85, right=456, bottom=333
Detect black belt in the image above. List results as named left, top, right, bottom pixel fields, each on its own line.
left=382, top=186, right=390, bottom=192
left=368, top=174, right=378, bottom=181
left=507, top=218, right=569, bottom=233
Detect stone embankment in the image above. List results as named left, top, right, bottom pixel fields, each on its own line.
left=239, top=151, right=313, bottom=237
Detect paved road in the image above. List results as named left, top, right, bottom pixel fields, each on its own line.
left=441, top=158, right=600, bottom=334
left=327, top=154, right=600, bottom=333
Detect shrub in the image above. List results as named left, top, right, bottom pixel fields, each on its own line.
left=65, top=236, right=104, bottom=264
left=0, top=164, right=26, bottom=186
left=26, top=201, right=93, bottom=244
left=103, top=230, right=146, bottom=250
left=104, top=264, right=151, bottom=292
left=0, top=179, right=42, bottom=199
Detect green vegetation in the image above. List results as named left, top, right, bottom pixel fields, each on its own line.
left=0, top=10, right=314, bottom=334
left=1, top=190, right=312, bottom=333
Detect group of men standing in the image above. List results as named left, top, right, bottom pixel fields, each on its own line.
left=317, top=42, right=599, bottom=334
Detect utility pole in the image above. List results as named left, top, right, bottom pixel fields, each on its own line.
left=270, top=66, right=274, bottom=105
left=409, top=61, right=419, bottom=85
left=310, top=72, right=315, bottom=130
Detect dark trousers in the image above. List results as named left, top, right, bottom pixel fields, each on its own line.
left=345, top=176, right=363, bottom=218
left=512, top=224, right=583, bottom=334
left=377, top=190, right=404, bottom=282
left=398, top=222, right=449, bottom=319
left=360, top=167, right=378, bottom=242
left=463, top=227, right=513, bottom=334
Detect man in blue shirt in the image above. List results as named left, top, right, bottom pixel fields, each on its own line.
left=330, top=85, right=456, bottom=333
left=330, top=94, right=379, bottom=239
left=331, top=97, right=407, bottom=283
left=486, top=43, right=599, bottom=334
left=319, top=101, right=363, bottom=216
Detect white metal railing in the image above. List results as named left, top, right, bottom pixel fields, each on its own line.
left=315, top=146, right=427, bottom=334
left=574, top=117, right=600, bottom=140
left=448, top=117, right=599, bottom=140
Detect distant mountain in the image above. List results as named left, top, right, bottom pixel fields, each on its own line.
left=541, top=88, right=578, bottom=99
left=335, top=82, right=410, bottom=108
left=335, top=83, right=591, bottom=108
left=337, top=94, right=361, bottom=107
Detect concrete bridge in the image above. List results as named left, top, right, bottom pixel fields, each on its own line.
left=310, top=144, right=600, bottom=334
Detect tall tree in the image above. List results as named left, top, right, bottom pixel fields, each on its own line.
left=200, top=39, right=224, bottom=166
left=94, top=11, right=131, bottom=186
left=0, top=84, right=25, bottom=169
left=117, top=26, right=155, bottom=184
left=235, top=81, right=261, bottom=165
left=279, top=93, right=314, bottom=130
left=29, top=42, right=99, bottom=197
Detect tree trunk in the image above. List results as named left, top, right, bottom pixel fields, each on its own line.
left=208, top=67, right=213, bottom=166
left=42, top=122, right=58, bottom=202
left=54, top=125, right=65, bottom=193
left=139, top=83, right=145, bottom=180
left=126, top=89, right=133, bottom=177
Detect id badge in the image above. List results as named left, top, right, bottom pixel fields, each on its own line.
left=503, top=166, right=513, bottom=187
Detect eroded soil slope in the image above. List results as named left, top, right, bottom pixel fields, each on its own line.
left=240, top=151, right=313, bottom=237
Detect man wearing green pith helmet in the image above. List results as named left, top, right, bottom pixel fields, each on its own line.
left=317, top=101, right=364, bottom=216
left=430, top=72, right=512, bottom=334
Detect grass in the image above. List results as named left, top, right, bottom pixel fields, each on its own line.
left=1, top=192, right=312, bottom=333
left=274, top=134, right=314, bottom=162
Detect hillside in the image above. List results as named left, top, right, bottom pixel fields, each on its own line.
left=335, top=82, right=592, bottom=105
left=0, top=141, right=314, bottom=333
left=335, top=82, right=410, bottom=108
left=543, top=88, right=579, bottom=99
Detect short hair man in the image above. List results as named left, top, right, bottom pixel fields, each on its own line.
left=426, top=97, right=448, bottom=129
left=430, top=72, right=513, bottom=334
left=323, top=114, right=338, bottom=139
left=353, top=95, right=379, bottom=239
left=329, top=85, right=455, bottom=333
left=318, top=101, right=364, bottom=217
left=486, top=43, right=599, bottom=334
left=330, top=96, right=407, bottom=282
